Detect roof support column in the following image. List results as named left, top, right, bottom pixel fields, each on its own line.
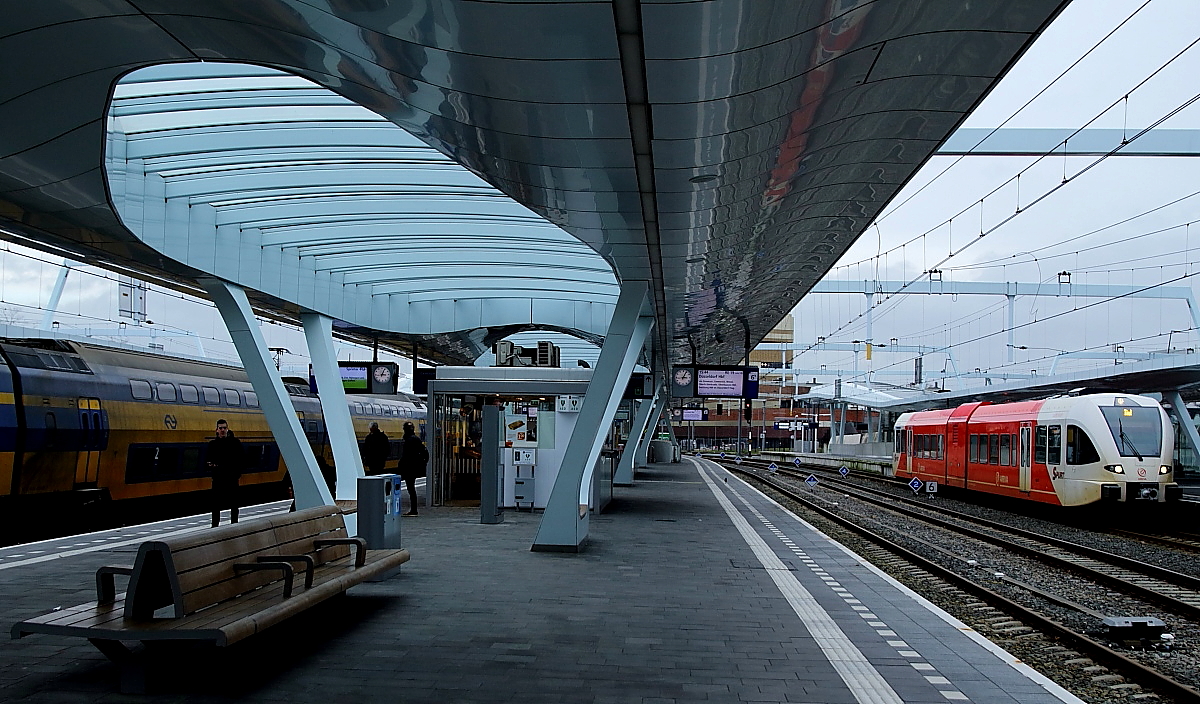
left=301, top=312, right=362, bottom=501
left=635, top=391, right=666, bottom=470
left=199, top=278, right=334, bottom=510
left=1166, top=390, right=1200, bottom=469
left=614, top=387, right=659, bottom=486
left=533, top=281, right=652, bottom=552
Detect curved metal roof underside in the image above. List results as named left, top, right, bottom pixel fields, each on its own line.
left=0, top=1, right=1069, bottom=368
left=107, top=63, right=618, bottom=357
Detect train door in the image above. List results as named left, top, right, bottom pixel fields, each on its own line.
left=1019, top=423, right=1032, bottom=492
left=906, top=427, right=913, bottom=475
left=74, top=397, right=105, bottom=487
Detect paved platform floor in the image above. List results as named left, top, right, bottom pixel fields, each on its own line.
left=1, top=458, right=1083, bottom=703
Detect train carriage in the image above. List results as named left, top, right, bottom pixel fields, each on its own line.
left=0, top=337, right=424, bottom=532
left=894, top=393, right=1181, bottom=507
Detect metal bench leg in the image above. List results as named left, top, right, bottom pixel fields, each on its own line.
left=87, top=639, right=146, bottom=694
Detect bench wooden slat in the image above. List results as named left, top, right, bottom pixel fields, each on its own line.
left=11, top=505, right=411, bottom=690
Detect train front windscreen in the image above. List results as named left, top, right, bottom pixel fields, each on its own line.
left=1099, top=406, right=1162, bottom=459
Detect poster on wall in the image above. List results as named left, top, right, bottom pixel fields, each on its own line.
left=505, top=414, right=538, bottom=446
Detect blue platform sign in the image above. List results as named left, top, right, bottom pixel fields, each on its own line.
left=805, top=474, right=818, bottom=486
left=793, top=457, right=802, bottom=467
left=839, top=465, right=849, bottom=477
left=734, top=456, right=742, bottom=465
left=767, top=463, right=778, bottom=473
left=908, top=477, right=924, bottom=492
left=720, top=452, right=726, bottom=459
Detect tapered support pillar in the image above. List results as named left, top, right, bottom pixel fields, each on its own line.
left=199, top=278, right=333, bottom=509
left=614, top=388, right=658, bottom=486
left=1167, top=390, right=1200, bottom=467
left=635, top=395, right=665, bottom=469
left=532, top=281, right=653, bottom=552
left=301, top=312, right=362, bottom=501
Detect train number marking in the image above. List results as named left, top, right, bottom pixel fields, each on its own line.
left=164, top=414, right=178, bottom=430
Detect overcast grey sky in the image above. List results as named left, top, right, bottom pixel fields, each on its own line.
left=1, top=0, right=1197, bottom=390
left=790, top=0, right=1200, bottom=389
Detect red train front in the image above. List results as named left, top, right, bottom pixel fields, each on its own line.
left=894, top=393, right=1182, bottom=506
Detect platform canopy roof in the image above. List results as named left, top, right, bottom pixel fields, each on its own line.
left=0, top=1, right=1069, bottom=367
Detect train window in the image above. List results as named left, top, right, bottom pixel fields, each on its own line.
left=223, top=389, right=241, bottom=406
left=999, top=435, right=1010, bottom=465
left=968, top=435, right=978, bottom=462
left=156, top=383, right=177, bottom=402
left=245, top=391, right=259, bottom=408
left=1035, top=426, right=1047, bottom=463
left=130, top=379, right=153, bottom=400
left=372, top=404, right=382, bottom=415
left=989, top=434, right=1000, bottom=465
left=353, top=402, right=363, bottom=415
left=179, top=384, right=199, bottom=403
left=1066, top=425, right=1101, bottom=465
left=1047, top=425, right=1062, bottom=465
left=202, top=386, right=220, bottom=405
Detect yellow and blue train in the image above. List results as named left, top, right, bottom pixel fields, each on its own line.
left=0, top=337, right=422, bottom=540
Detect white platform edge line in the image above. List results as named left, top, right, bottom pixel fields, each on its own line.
left=700, top=457, right=1086, bottom=704
left=689, top=458, right=905, bottom=704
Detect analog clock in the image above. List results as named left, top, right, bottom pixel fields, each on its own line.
left=373, top=365, right=393, bottom=384
left=673, top=367, right=692, bottom=386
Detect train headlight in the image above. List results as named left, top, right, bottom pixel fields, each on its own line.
left=1104, top=464, right=1125, bottom=474
left=1160, top=465, right=1172, bottom=475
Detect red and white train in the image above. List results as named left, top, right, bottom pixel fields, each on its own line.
left=894, top=393, right=1183, bottom=507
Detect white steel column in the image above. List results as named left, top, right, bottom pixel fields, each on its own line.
left=636, top=392, right=665, bottom=469
left=533, top=281, right=652, bottom=552
left=301, top=312, right=362, bottom=500
left=199, top=278, right=334, bottom=509
left=1167, top=390, right=1200, bottom=466
left=614, top=388, right=658, bottom=486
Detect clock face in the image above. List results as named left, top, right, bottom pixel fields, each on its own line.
left=373, top=365, right=393, bottom=383
left=674, top=368, right=692, bottom=386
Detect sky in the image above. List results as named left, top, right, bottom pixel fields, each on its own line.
left=788, top=0, right=1200, bottom=391
left=1, top=0, right=1198, bottom=392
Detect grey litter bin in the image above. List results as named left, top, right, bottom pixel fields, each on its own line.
left=358, top=474, right=403, bottom=550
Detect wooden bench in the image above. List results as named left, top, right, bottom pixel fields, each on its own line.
left=11, top=505, right=410, bottom=691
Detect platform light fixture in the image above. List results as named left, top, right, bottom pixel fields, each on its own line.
left=1058, top=271, right=1071, bottom=284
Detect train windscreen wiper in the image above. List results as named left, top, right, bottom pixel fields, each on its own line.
left=1118, top=420, right=1143, bottom=461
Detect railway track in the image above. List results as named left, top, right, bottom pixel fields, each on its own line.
left=710, top=457, right=1200, bottom=703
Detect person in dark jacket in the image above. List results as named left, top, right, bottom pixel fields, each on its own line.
left=397, top=421, right=428, bottom=516
left=207, top=419, right=245, bottom=527
left=362, top=422, right=389, bottom=475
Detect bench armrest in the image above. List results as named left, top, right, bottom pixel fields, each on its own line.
left=234, top=562, right=295, bottom=598
left=96, top=566, right=134, bottom=604
left=263, top=555, right=315, bottom=589
left=313, top=537, right=368, bottom=568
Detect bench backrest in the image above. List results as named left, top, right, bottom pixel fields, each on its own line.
left=124, top=506, right=351, bottom=619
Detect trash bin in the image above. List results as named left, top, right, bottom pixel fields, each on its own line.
left=358, top=474, right=403, bottom=550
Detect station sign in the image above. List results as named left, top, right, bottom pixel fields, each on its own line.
left=556, top=395, right=583, bottom=413
left=670, top=365, right=759, bottom=399
left=339, top=361, right=398, bottom=394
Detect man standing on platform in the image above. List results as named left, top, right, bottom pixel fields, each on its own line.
left=397, top=421, right=428, bottom=516
left=363, top=421, right=389, bottom=475
left=207, top=419, right=245, bottom=527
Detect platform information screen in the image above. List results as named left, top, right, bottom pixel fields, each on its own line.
left=339, top=364, right=368, bottom=391
left=696, top=368, right=743, bottom=397
left=671, top=365, right=759, bottom=399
